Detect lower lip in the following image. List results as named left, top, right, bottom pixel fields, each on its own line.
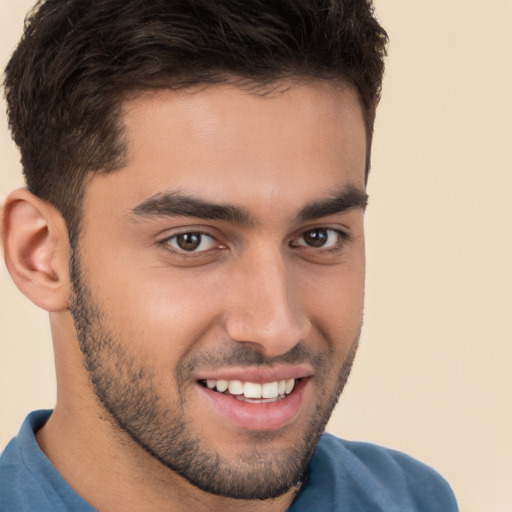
left=197, top=379, right=308, bottom=431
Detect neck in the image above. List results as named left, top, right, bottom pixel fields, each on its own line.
left=40, top=314, right=296, bottom=512
left=36, top=402, right=297, bottom=512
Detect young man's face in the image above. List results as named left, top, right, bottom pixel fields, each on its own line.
left=70, top=82, right=367, bottom=499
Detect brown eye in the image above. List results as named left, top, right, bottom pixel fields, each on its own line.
left=167, top=232, right=217, bottom=252
left=302, top=229, right=329, bottom=247
left=293, top=228, right=344, bottom=249
left=176, top=233, right=201, bottom=251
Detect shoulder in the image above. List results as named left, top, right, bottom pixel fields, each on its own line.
left=0, top=410, right=94, bottom=512
left=289, top=433, right=458, bottom=511
left=1, top=411, right=52, bottom=511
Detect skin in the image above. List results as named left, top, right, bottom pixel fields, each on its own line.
left=2, top=81, right=367, bottom=512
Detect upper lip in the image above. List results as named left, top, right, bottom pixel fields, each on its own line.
left=194, top=364, right=314, bottom=383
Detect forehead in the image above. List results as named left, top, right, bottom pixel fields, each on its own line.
left=84, top=82, right=366, bottom=219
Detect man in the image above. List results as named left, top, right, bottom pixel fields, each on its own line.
left=0, top=0, right=458, bottom=510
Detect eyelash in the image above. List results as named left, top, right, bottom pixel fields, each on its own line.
left=290, top=228, right=349, bottom=252
left=160, top=231, right=222, bottom=258
left=159, top=227, right=350, bottom=259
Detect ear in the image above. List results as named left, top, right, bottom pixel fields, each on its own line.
left=1, top=188, right=71, bottom=312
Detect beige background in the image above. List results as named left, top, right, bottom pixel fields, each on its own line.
left=1, top=1, right=511, bottom=511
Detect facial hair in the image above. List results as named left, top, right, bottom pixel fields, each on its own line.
left=69, top=249, right=360, bottom=500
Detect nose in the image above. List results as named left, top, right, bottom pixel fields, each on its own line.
left=224, top=246, right=312, bottom=357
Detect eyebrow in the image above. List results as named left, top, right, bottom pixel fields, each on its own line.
left=132, top=191, right=253, bottom=226
left=131, top=186, right=368, bottom=226
left=296, top=186, right=368, bottom=222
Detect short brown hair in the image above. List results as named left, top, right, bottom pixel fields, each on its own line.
left=4, top=0, right=388, bottom=240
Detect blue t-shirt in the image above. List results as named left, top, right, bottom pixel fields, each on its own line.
left=0, top=410, right=458, bottom=511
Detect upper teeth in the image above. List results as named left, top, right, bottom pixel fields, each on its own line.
left=205, top=378, right=295, bottom=399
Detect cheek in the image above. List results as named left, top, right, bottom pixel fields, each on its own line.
left=88, top=263, right=224, bottom=361
left=298, top=259, right=365, bottom=345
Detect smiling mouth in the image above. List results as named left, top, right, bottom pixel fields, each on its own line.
left=199, top=378, right=297, bottom=404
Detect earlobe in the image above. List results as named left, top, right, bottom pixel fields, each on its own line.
left=1, top=188, right=71, bottom=312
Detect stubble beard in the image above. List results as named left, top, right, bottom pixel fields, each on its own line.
left=69, top=250, right=361, bottom=500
